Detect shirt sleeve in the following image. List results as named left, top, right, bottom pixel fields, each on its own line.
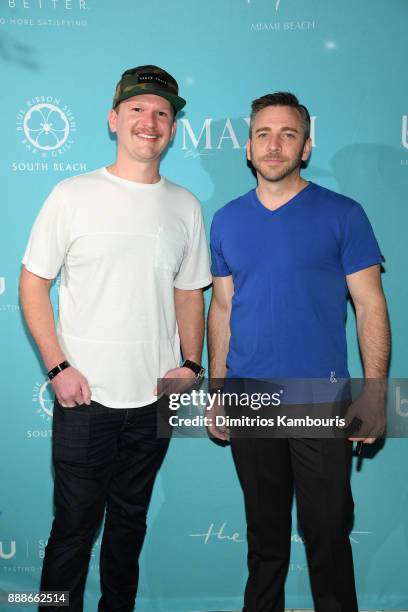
left=174, top=200, right=212, bottom=290
left=22, top=184, right=72, bottom=280
left=210, top=212, right=232, bottom=277
left=340, top=203, right=384, bottom=275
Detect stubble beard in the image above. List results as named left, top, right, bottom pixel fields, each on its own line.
left=251, top=148, right=304, bottom=183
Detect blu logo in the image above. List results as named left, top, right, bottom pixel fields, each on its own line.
left=396, top=385, right=408, bottom=417
left=402, top=115, right=408, bottom=149
left=247, top=0, right=282, bottom=10
left=0, top=541, right=16, bottom=560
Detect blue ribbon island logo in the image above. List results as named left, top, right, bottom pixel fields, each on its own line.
left=17, top=96, right=77, bottom=158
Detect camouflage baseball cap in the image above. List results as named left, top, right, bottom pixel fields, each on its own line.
left=113, top=65, right=186, bottom=113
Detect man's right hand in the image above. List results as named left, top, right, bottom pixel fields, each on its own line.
left=51, top=366, right=92, bottom=407
left=206, top=399, right=230, bottom=442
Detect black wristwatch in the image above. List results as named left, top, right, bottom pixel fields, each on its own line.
left=182, top=359, right=205, bottom=382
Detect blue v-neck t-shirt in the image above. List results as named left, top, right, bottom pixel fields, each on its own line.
left=210, top=182, right=383, bottom=379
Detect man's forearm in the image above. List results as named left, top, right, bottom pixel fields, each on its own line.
left=174, top=288, right=204, bottom=363
left=356, top=299, right=390, bottom=378
left=20, top=267, right=66, bottom=371
left=208, top=300, right=230, bottom=380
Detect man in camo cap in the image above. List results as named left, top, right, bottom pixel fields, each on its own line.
left=20, top=65, right=211, bottom=611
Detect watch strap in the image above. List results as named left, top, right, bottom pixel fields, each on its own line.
left=48, top=360, right=70, bottom=380
left=182, top=359, right=205, bottom=378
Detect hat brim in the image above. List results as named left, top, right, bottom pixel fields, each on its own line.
left=115, top=87, right=186, bottom=113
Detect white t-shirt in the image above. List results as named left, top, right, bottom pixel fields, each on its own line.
left=23, top=168, right=212, bottom=408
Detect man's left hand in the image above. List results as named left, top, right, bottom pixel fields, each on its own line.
left=154, top=366, right=197, bottom=396
left=344, top=381, right=387, bottom=444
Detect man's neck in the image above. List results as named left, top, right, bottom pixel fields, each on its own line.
left=257, top=173, right=309, bottom=211
left=106, top=159, right=161, bottom=184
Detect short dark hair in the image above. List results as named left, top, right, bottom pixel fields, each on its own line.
left=249, top=92, right=311, bottom=141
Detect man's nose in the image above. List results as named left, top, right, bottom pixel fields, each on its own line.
left=142, top=110, right=158, bottom=127
left=266, top=134, right=281, bottom=151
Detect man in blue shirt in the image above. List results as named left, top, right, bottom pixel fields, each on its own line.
left=207, top=92, right=390, bottom=612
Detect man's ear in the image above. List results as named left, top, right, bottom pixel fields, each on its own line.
left=246, top=138, right=252, bottom=162
left=108, top=108, right=118, bottom=134
left=302, top=137, right=312, bottom=162
left=170, top=119, right=177, bottom=142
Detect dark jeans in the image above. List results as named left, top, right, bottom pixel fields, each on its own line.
left=40, top=399, right=170, bottom=612
left=231, top=437, right=358, bottom=612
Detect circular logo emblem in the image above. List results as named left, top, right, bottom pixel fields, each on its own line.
left=32, top=380, right=54, bottom=421
left=23, top=103, right=70, bottom=151
left=17, top=96, right=76, bottom=158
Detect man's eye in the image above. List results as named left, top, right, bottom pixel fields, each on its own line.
left=283, top=133, right=295, bottom=138
left=258, top=133, right=267, bottom=138
left=132, top=107, right=142, bottom=112
left=158, top=111, right=168, bottom=117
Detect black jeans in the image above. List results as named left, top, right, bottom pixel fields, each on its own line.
left=231, top=437, right=358, bottom=612
left=40, top=399, right=170, bottom=612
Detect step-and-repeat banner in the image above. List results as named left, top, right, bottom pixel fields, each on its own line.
left=1, top=1, right=407, bottom=610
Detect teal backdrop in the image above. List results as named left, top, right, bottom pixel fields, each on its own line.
left=1, top=0, right=407, bottom=610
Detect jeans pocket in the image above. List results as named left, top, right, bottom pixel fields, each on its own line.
left=52, top=400, right=91, bottom=463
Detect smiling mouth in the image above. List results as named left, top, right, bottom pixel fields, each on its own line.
left=135, top=132, right=160, bottom=141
